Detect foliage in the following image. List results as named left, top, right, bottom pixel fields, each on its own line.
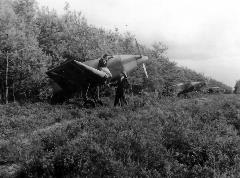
left=1, top=94, right=240, bottom=177
left=0, top=1, right=238, bottom=178
left=0, top=0, right=232, bottom=103
left=234, top=80, right=240, bottom=94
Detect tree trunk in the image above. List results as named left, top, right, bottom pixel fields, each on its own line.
left=5, top=52, right=8, bottom=104
left=13, top=82, right=15, bottom=102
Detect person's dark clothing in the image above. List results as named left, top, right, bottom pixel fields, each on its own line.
left=114, top=74, right=129, bottom=106
left=98, top=57, right=108, bottom=68
left=98, top=54, right=113, bottom=68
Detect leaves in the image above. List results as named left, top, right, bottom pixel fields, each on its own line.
left=0, top=0, right=232, bottom=103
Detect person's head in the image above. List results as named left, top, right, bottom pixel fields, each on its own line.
left=102, top=54, right=113, bottom=60
left=102, top=54, right=108, bottom=59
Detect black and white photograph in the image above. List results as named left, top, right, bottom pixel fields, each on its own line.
left=0, top=0, right=240, bottom=177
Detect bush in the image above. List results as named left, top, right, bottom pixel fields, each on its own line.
left=1, top=94, right=240, bottom=177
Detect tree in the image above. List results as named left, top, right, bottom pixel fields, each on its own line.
left=0, top=0, right=50, bottom=102
left=0, top=0, right=233, bottom=103
left=234, top=80, right=240, bottom=94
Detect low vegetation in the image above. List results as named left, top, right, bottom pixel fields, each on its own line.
left=0, top=94, right=240, bottom=177
left=1, top=1, right=238, bottom=177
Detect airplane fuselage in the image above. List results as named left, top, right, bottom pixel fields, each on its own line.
left=47, top=54, right=148, bottom=105
left=84, top=55, right=148, bottom=81
left=47, top=55, right=148, bottom=101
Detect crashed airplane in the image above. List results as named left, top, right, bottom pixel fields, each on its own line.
left=46, top=54, right=148, bottom=107
left=175, top=81, right=207, bottom=97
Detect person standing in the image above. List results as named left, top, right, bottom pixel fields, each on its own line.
left=114, top=72, right=129, bottom=106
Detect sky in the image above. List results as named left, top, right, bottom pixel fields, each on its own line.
left=36, top=0, right=240, bottom=87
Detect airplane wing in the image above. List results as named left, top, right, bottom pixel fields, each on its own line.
left=46, top=59, right=107, bottom=92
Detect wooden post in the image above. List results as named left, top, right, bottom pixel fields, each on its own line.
left=5, top=52, right=8, bottom=104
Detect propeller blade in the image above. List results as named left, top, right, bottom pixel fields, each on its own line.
left=135, top=39, right=142, bottom=57
left=142, top=63, right=148, bottom=78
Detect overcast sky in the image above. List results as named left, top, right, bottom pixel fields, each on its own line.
left=37, top=0, right=240, bottom=87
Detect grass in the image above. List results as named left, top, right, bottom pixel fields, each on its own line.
left=0, top=94, right=240, bottom=177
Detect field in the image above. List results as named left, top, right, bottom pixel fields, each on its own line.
left=1, top=94, right=240, bottom=177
